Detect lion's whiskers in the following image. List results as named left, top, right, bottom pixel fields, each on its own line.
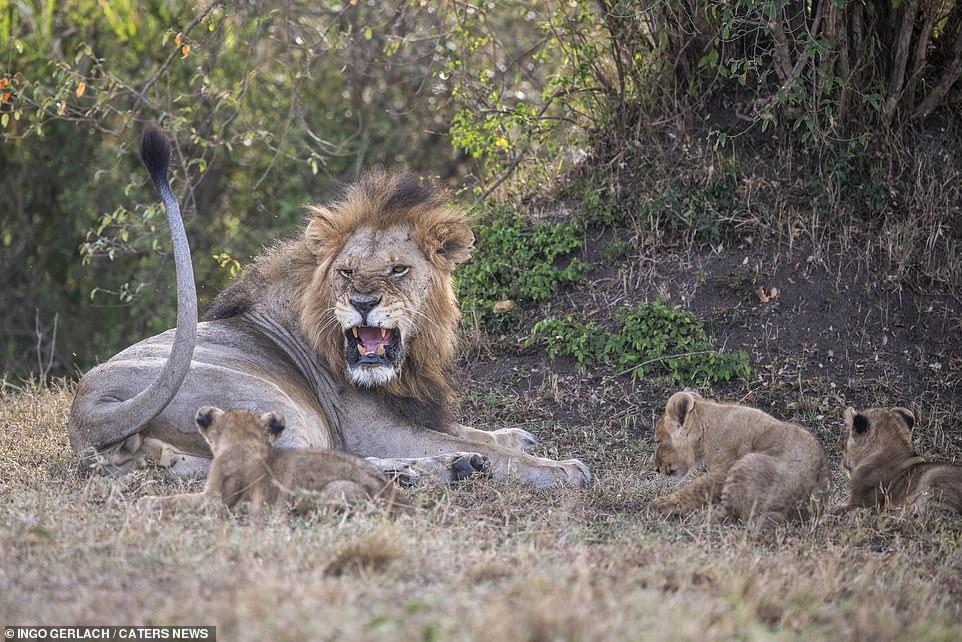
left=402, top=307, right=443, bottom=333
left=315, top=313, right=342, bottom=336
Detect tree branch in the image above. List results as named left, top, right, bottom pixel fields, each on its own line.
left=882, top=0, right=920, bottom=119
left=914, top=11, right=962, bottom=119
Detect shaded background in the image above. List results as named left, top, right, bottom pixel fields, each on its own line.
left=2, top=0, right=961, bottom=380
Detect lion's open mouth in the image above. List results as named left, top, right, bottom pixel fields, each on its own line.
left=344, top=325, right=402, bottom=369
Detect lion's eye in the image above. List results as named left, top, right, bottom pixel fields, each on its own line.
left=390, top=265, right=410, bottom=277
left=338, top=269, right=353, bottom=279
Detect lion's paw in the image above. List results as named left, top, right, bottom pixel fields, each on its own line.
left=367, top=452, right=489, bottom=487
left=490, top=427, right=539, bottom=452
left=366, top=457, right=422, bottom=488
left=522, top=457, right=591, bottom=489
left=450, top=452, right=490, bottom=481
left=559, top=458, right=592, bottom=488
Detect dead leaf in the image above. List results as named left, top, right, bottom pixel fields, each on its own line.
left=493, top=300, right=514, bottom=314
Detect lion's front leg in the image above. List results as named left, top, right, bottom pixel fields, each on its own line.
left=652, top=472, right=725, bottom=516
left=366, top=452, right=490, bottom=487
left=449, top=424, right=539, bottom=452
left=354, top=427, right=590, bottom=489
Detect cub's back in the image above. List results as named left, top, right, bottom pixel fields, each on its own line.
left=714, top=404, right=824, bottom=465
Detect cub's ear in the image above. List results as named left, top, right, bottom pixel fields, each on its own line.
left=891, top=407, right=915, bottom=431
left=847, top=408, right=870, bottom=435
left=195, top=406, right=223, bottom=431
left=666, top=391, right=696, bottom=426
left=261, top=412, right=286, bottom=442
left=433, top=220, right=474, bottom=266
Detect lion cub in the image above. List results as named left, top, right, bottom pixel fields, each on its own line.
left=140, top=406, right=408, bottom=515
left=841, top=406, right=962, bottom=514
left=651, top=391, right=829, bottom=526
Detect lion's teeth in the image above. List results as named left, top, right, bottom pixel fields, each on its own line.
left=352, top=327, right=359, bottom=338
left=380, top=328, right=387, bottom=338
left=376, top=345, right=385, bottom=356
left=357, top=343, right=367, bottom=356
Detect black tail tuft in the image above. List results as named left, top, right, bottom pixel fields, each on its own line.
left=140, top=124, right=171, bottom=184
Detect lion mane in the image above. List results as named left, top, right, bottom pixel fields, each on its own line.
left=209, top=169, right=473, bottom=431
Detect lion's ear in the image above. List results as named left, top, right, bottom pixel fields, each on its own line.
left=305, top=205, right=341, bottom=259
left=433, top=221, right=474, bottom=266
left=666, top=391, right=696, bottom=426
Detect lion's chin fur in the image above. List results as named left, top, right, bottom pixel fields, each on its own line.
left=350, top=364, right=397, bottom=388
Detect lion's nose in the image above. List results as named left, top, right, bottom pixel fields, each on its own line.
left=350, top=295, right=381, bottom=321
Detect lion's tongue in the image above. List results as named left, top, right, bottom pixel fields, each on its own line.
left=357, top=327, right=390, bottom=352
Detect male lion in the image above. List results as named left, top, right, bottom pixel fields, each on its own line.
left=139, top=406, right=409, bottom=515
left=68, top=125, right=589, bottom=488
left=840, top=406, right=962, bottom=514
left=651, top=391, right=829, bottom=526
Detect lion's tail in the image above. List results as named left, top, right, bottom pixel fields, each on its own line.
left=83, top=126, right=198, bottom=442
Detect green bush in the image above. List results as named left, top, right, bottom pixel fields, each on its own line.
left=528, top=301, right=751, bottom=386
left=457, top=204, right=587, bottom=325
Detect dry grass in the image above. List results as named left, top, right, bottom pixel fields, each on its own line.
left=1, top=380, right=961, bottom=641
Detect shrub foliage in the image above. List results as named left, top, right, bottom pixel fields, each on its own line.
left=457, top=205, right=586, bottom=325
left=529, top=301, right=752, bottom=386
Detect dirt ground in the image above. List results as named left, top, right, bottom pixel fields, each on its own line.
left=2, top=243, right=961, bottom=641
